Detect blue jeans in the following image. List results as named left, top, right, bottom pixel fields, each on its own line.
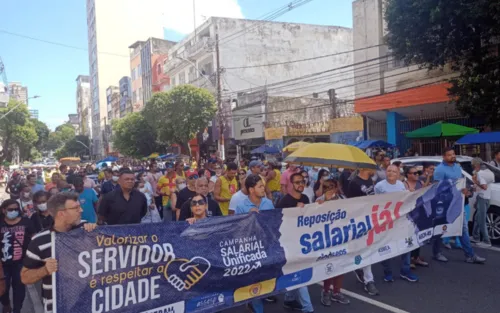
left=285, top=287, right=313, bottom=312
left=433, top=208, right=474, bottom=258
left=473, top=197, right=491, bottom=244
left=381, top=252, right=411, bottom=275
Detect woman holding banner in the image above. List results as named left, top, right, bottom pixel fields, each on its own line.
left=404, top=167, right=429, bottom=268
left=316, top=179, right=350, bottom=306
left=185, top=194, right=209, bottom=224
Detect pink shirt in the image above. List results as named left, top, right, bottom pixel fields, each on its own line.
left=145, top=172, right=162, bottom=197
left=280, top=168, right=297, bottom=195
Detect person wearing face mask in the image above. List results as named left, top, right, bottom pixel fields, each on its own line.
left=209, top=164, right=224, bottom=194
left=17, top=185, right=35, bottom=218
left=179, top=178, right=222, bottom=221
left=31, top=191, right=54, bottom=233
left=313, top=169, right=331, bottom=199
left=315, top=179, right=350, bottom=306
left=174, top=170, right=199, bottom=221
left=0, top=199, right=36, bottom=313
left=100, top=169, right=120, bottom=196
left=74, top=177, right=98, bottom=223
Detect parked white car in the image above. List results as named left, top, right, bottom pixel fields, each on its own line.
left=392, top=156, right=500, bottom=243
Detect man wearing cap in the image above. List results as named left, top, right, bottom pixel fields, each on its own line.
left=207, top=158, right=217, bottom=177
left=174, top=169, right=198, bottom=220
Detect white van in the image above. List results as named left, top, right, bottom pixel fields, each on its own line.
left=392, top=156, right=500, bottom=243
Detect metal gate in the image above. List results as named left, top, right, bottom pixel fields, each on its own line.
left=399, top=111, right=485, bottom=156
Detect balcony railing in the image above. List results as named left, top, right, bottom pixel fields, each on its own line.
left=186, top=37, right=213, bottom=59
left=163, top=57, right=183, bottom=74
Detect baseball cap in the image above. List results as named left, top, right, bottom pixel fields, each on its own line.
left=165, top=162, right=174, bottom=169
left=186, top=169, right=198, bottom=179
left=208, top=158, right=217, bottom=164
left=249, top=160, right=263, bottom=168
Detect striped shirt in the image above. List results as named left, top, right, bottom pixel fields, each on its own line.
left=22, top=221, right=87, bottom=313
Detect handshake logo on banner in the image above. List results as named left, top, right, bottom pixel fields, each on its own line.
left=164, top=257, right=211, bottom=291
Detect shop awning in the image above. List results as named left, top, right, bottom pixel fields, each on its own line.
left=455, top=132, right=500, bottom=145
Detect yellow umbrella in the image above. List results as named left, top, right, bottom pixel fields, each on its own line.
left=284, top=143, right=376, bottom=170
left=283, top=141, right=310, bottom=153
left=147, top=153, right=160, bottom=159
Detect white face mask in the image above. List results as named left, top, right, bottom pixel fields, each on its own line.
left=38, top=203, right=48, bottom=212
left=112, top=176, right=119, bottom=182
left=178, top=183, right=186, bottom=190
left=23, top=192, right=30, bottom=198
left=139, top=188, right=146, bottom=193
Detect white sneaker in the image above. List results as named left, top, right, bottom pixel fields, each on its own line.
left=476, top=242, right=492, bottom=248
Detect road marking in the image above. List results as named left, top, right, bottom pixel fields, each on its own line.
left=340, top=288, right=411, bottom=313
left=315, top=282, right=410, bottom=313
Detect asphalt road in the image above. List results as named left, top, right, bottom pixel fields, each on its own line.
left=0, top=186, right=498, bottom=313
left=226, top=245, right=499, bottom=313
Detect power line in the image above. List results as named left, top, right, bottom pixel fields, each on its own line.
left=0, top=29, right=129, bottom=58
left=224, top=44, right=385, bottom=70
left=222, top=55, right=391, bottom=96
left=218, top=0, right=315, bottom=46
left=228, top=72, right=452, bottom=118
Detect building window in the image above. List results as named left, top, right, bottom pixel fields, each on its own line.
left=157, top=64, right=162, bottom=75
left=132, top=91, right=137, bottom=103
left=171, top=77, right=176, bottom=86
left=138, top=88, right=143, bottom=100
left=138, top=64, right=142, bottom=77
left=179, top=72, right=185, bottom=85
left=131, top=68, right=136, bottom=81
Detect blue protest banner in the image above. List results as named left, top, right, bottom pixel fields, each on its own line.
left=54, top=179, right=464, bottom=313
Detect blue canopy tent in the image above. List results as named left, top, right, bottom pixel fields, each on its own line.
left=251, top=145, right=280, bottom=154
left=455, top=132, right=500, bottom=145
left=349, top=140, right=395, bottom=150
left=96, top=156, right=118, bottom=163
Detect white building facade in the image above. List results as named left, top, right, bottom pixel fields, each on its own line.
left=76, top=75, right=92, bottom=138
left=85, top=0, right=165, bottom=158
left=163, top=17, right=354, bottom=157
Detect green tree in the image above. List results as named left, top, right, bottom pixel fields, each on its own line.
left=53, top=135, right=90, bottom=159
left=385, top=0, right=500, bottom=127
left=32, top=119, right=51, bottom=153
left=47, top=122, right=76, bottom=150
left=142, top=85, right=217, bottom=155
left=111, top=112, right=165, bottom=158
left=0, top=100, right=38, bottom=162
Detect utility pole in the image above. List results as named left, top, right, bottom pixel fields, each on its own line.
left=215, top=32, right=225, bottom=160
left=328, top=88, right=337, bottom=118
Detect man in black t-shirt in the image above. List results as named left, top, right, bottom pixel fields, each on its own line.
left=276, top=172, right=310, bottom=209
left=346, top=170, right=375, bottom=198
left=275, top=172, right=313, bottom=313
left=175, top=169, right=199, bottom=220
left=346, top=168, right=378, bottom=297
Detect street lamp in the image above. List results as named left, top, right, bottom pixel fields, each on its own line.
left=0, top=95, right=41, bottom=120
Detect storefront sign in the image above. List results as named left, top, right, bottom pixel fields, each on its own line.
left=232, top=105, right=264, bottom=140
left=329, top=116, right=363, bottom=133
left=287, top=121, right=330, bottom=136
left=265, top=127, right=285, bottom=140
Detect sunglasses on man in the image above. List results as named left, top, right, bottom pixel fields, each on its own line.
left=188, top=175, right=199, bottom=180
left=293, top=180, right=306, bottom=185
